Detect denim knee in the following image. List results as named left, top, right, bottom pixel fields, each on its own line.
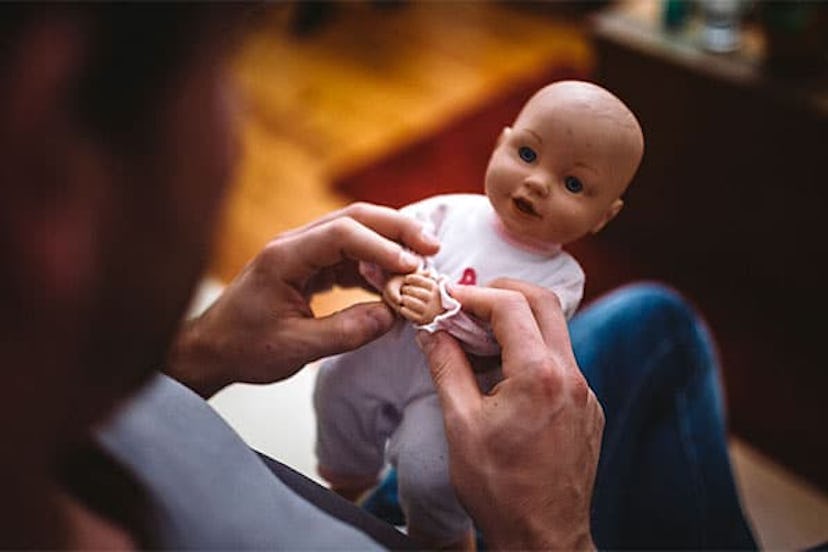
left=572, top=282, right=719, bottom=399
left=599, top=283, right=699, bottom=337
left=618, top=282, right=714, bottom=378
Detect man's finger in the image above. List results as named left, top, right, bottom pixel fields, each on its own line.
left=448, top=285, right=548, bottom=378
left=280, top=203, right=440, bottom=257
left=487, top=278, right=575, bottom=358
left=278, top=217, right=422, bottom=285
left=287, top=302, right=396, bottom=363
left=416, top=331, right=482, bottom=423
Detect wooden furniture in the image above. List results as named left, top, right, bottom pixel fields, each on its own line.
left=583, top=1, right=828, bottom=491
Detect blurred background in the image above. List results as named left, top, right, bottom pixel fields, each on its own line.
left=194, top=1, right=828, bottom=548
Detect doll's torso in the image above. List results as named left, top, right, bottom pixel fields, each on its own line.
left=403, top=193, right=584, bottom=319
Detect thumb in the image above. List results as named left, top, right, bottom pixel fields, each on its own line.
left=299, top=302, right=396, bottom=360
left=416, top=331, right=482, bottom=420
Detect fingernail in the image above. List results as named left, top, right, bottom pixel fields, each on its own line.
left=420, top=228, right=440, bottom=247
left=400, top=251, right=420, bottom=268
left=415, top=330, right=435, bottom=352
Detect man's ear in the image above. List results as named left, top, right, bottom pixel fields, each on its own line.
left=590, top=198, right=624, bottom=234
left=495, top=126, right=512, bottom=148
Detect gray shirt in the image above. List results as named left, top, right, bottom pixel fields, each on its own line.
left=97, top=373, right=386, bottom=549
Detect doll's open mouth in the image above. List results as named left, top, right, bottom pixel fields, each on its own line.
left=513, top=196, right=540, bottom=218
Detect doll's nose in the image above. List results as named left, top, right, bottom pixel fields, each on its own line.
left=523, top=175, right=550, bottom=197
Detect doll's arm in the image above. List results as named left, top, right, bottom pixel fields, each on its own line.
left=398, top=272, right=445, bottom=325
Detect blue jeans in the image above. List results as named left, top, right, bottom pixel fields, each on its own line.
left=572, top=283, right=755, bottom=549
left=363, top=283, right=757, bottom=549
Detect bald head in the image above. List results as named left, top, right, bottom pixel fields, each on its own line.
left=514, top=80, right=644, bottom=191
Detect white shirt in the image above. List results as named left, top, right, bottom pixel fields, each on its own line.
left=361, top=193, right=585, bottom=354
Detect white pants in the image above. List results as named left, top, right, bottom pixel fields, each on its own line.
left=314, top=322, right=491, bottom=543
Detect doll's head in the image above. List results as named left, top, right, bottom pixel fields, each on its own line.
left=484, top=80, right=644, bottom=247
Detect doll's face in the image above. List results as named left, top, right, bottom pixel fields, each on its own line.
left=485, top=81, right=643, bottom=246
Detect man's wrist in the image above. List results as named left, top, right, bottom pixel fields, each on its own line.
left=164, top=319, right=227, bottom=399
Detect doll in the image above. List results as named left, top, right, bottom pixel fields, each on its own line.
left=313, top=80, right=644, bottom=549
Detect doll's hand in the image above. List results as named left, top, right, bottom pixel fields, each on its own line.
left=381, top=274, right=406, bottom=315
left=399, top=272, right=444, bottom=325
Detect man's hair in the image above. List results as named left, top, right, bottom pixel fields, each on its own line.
left=0, top=4, right=246, bottom=149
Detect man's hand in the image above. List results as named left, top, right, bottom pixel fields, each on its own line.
left=166, top=202, right=440, bottom=397
left=416, top=279, right=604, bottom=550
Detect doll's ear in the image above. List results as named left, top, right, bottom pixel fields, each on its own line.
left=590, top=198, right=624, bottom=234
left=496, top=127, right=512, bottom=148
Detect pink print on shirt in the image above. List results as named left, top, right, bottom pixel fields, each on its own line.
left=458, top=268, right=477, bottom=286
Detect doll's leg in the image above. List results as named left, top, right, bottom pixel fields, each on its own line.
left=388, top=393, right=475, bottom=550
left=570, top=283, right=756, bottom=550
left=313, top=334, right=408, bottom=501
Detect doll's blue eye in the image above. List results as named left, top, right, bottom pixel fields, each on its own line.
left=564, top=176, right=583, bottom=193
left=518, top=146, right=537, bottom=163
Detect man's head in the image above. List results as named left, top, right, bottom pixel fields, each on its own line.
left=0, top=5, right=245, bottom=534
left=484, top=80, right=644, bottom=247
